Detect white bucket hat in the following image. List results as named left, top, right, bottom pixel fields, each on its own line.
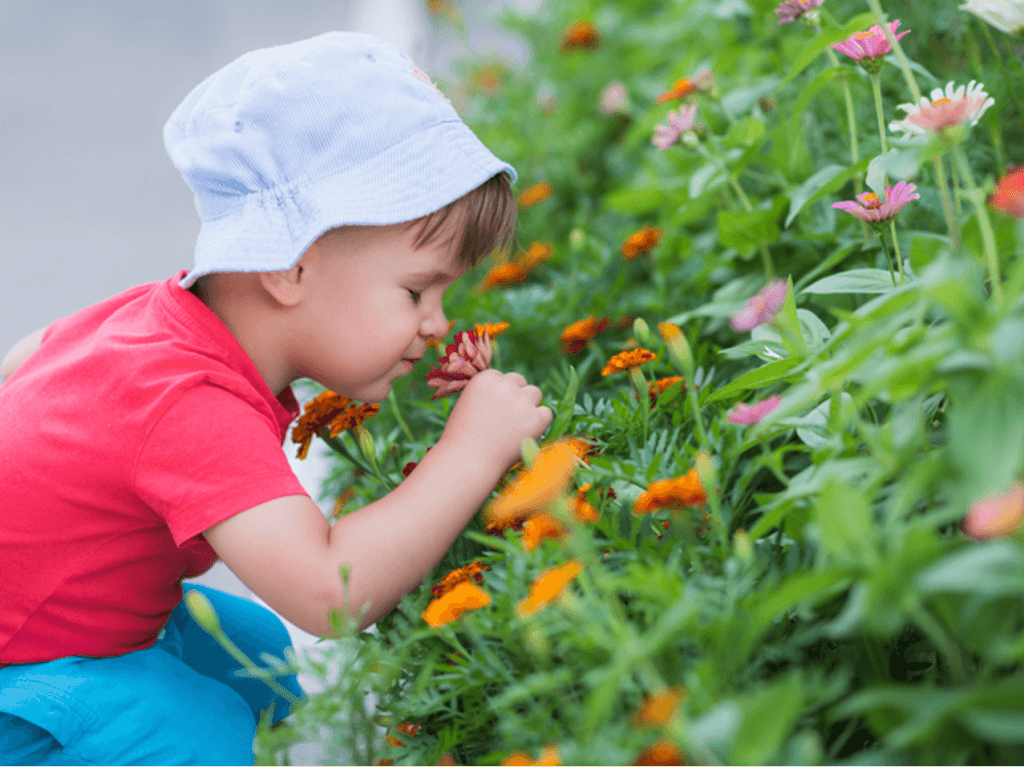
left=164, top=31, right=517, bottom=289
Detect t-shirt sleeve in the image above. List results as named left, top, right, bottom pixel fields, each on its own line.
left=135, top=384, right=310, bottom=546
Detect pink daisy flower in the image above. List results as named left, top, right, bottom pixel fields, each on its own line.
left=729, top=395, right=783, bottom=425
left=962, top=481, right=1024, bottom=541
left=775, top=0, right=823, bottom=24
left=426, top=330, right=492, bottom=399
left=652, top=104, right=698, bottom=150
left=831, top=181, right=919, bottom=225
left=730, top=279, right=788, bottom=332
left=599, top=81, right=629, bottom=115
left=831, top=20, right=909, bottom=73
left=889, top=80, right=995, bottom=137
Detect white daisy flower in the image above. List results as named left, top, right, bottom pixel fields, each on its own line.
left=962, top=0, right=1024, bottom=35
left=889, top=80, right=995, bottom=137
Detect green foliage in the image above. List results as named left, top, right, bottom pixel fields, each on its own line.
left=259, top=0, right=1024, bottom=763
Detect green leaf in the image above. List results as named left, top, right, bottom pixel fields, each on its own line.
left=787, top=67, right=841, bottom=139
left=785, top=159, right=870, bottom=228
left=773, top=277, right=810, bottom=357
left=731, top=674, right=805, bottom=766
left=814, top=478, right=878, bottom=568
left=803, top=269, right=896, bottom=294
left=725, top=115, right=767, bottom=148
left=917, top=541, right=1024, bottom=599
left=717, top=208, right=780, bottom=257
left=546, top=365, right=579, bottom=441
left=707, top=356, right=804, bottom=403
left=604, top=186, right=667, bottom=215
left=865, top=137, right=945, bottom=197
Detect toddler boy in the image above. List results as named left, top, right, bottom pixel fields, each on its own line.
left=0, top=32, right=551, bottom=765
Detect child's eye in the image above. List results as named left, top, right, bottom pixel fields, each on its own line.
left=407, top=289, right=422, bottom=304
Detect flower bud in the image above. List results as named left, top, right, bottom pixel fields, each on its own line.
left=632, top=317, right=655, bottom=347
left=659, top=322, right=694, bottom=378
left=185, top=589, right=222, bottom=635
left=694, top=451, right=715, bottom=499
left=354, top=424, right=377, bottom=466
left=733, top=529, right=753, bottom=563
left=569, top=228, right=586, bottom=250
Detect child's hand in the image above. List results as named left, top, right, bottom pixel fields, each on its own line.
left=440, top=369, right=552, bottom=470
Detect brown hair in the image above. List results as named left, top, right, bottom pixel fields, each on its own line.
left=407, top=171, right=517, bottom=267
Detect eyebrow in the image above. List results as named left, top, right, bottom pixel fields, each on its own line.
left=406, top=270, right=460, bottom=286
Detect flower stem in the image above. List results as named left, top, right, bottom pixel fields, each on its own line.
left=865, top=0, right=922, bottom=103
left=387, top=388, right=416, bottom=443
left=888, top=219, right=905, bottom=282
left=953, top=144, right=1002, bottom=305
left=932, top=156, right=961, bottom=248
left=877, top=228, right=898, bottom=287
left=825, top=47, right=869, bottom=240
left=870, top=74, right=888, bottom=159
left=948, top=152, right=963, bottom=215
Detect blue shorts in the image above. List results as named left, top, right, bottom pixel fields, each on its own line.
left=0, top=585, right=305, bottom=765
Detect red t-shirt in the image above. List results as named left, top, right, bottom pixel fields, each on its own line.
left=0, top=271, right=309, bottom=664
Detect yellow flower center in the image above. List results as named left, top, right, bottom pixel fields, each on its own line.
left=861, top=192, right=882, bottom=208
left=854, top=30, right=876, bottom=38
left=931, top=97, right=952, bottom=106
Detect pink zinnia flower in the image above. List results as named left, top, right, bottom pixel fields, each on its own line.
left=652, top=104, right=697, bottom=150
left=729, top=395, right=782, bottom=425
left=425, top=329, right=492, bottom=399
left=962, top=481, right=1024, bottom=541
left=599, top=81, right=629, bottom=115
left=889, top=80, right=995, bottom=137
left=831, top=181, right=919, bottom=225
left=831, top=20, right=909, bottom=73
left=730, top=279, right=788, bottom=332
left=776, top=0, right=823, bottom=24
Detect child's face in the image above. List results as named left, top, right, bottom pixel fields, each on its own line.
left=293, top=219, right=466, bottom=402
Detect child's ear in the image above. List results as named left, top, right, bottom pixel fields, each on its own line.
left=258, top=264, right=304, bottom=308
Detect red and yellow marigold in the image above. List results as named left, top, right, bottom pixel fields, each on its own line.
left=474, top=321, right=511, bottom=339
left=421, top=580, right=490, bottom=628
left=560, top=316, right=610, bottom=354
left=291, top=391, right=380, bottom=460
left=483, top=440, right=580, bottom=528
left=430, top=561, right=491, bottom=598
left=621, top=226, right=664, bottom=260
left=517, top=181, right=553, bottom=209
left=602, top=348, right=658, bottom=376
left=560, top=20, right=599, bottom=51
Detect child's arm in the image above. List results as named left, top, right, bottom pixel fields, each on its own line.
left=204, top=369, right=552, bottom=636
left=1, top=327, right=46, bottom=382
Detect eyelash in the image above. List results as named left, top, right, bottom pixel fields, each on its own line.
left=407, top=289, right=422, bottom=304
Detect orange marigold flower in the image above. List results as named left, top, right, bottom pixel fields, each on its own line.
left=484, top=440, right=581, bottom=527
left=990, top=166, right=1024, bottom=219
left=479, top=262, right=528, bottom=292
left=560, top=316, right=610, bottom=354
left=655, top=69, right=715, bottom=104
left=330, top=486, right=356, bottom=521
left=517, top=560, right=583, bottom=618
left=570, top=484, right=601, bottom=523
left=421, top=580, right=491, bottom=628
left=646, top=376, right=686, bottom=407
left=431, top=561, right=491, bottom=598
left=291, top=391, right=380, bottom=460
left=601, top=348, right=657, bottom=376
left=634, top=468, right=707, bottom=514
left=621, top=226, right=664, bottom=260
left=426, top=318, right=458, bottom=350
left=502, top=744, right=561, bottom=766
left=634, top=738, right=686, bottom=766
left=425, top=0, right=459, bottom=22
left=397, top=722, right=421, bottom=737
left=564, top=436, right=596, bottom=464
left=521, top=242, right=554, bottom=270
left=560, top=20, right=599, bottom=51
left=521, top=512, right=569, bottom=552
left=632, top=686, right=687, bottom=729
left=517, top=181, right=553, bottom=209
left=474, top=321, right=511, bottom=339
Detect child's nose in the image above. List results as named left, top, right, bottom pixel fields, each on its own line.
left=420, top=304, right=448, bottom=340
